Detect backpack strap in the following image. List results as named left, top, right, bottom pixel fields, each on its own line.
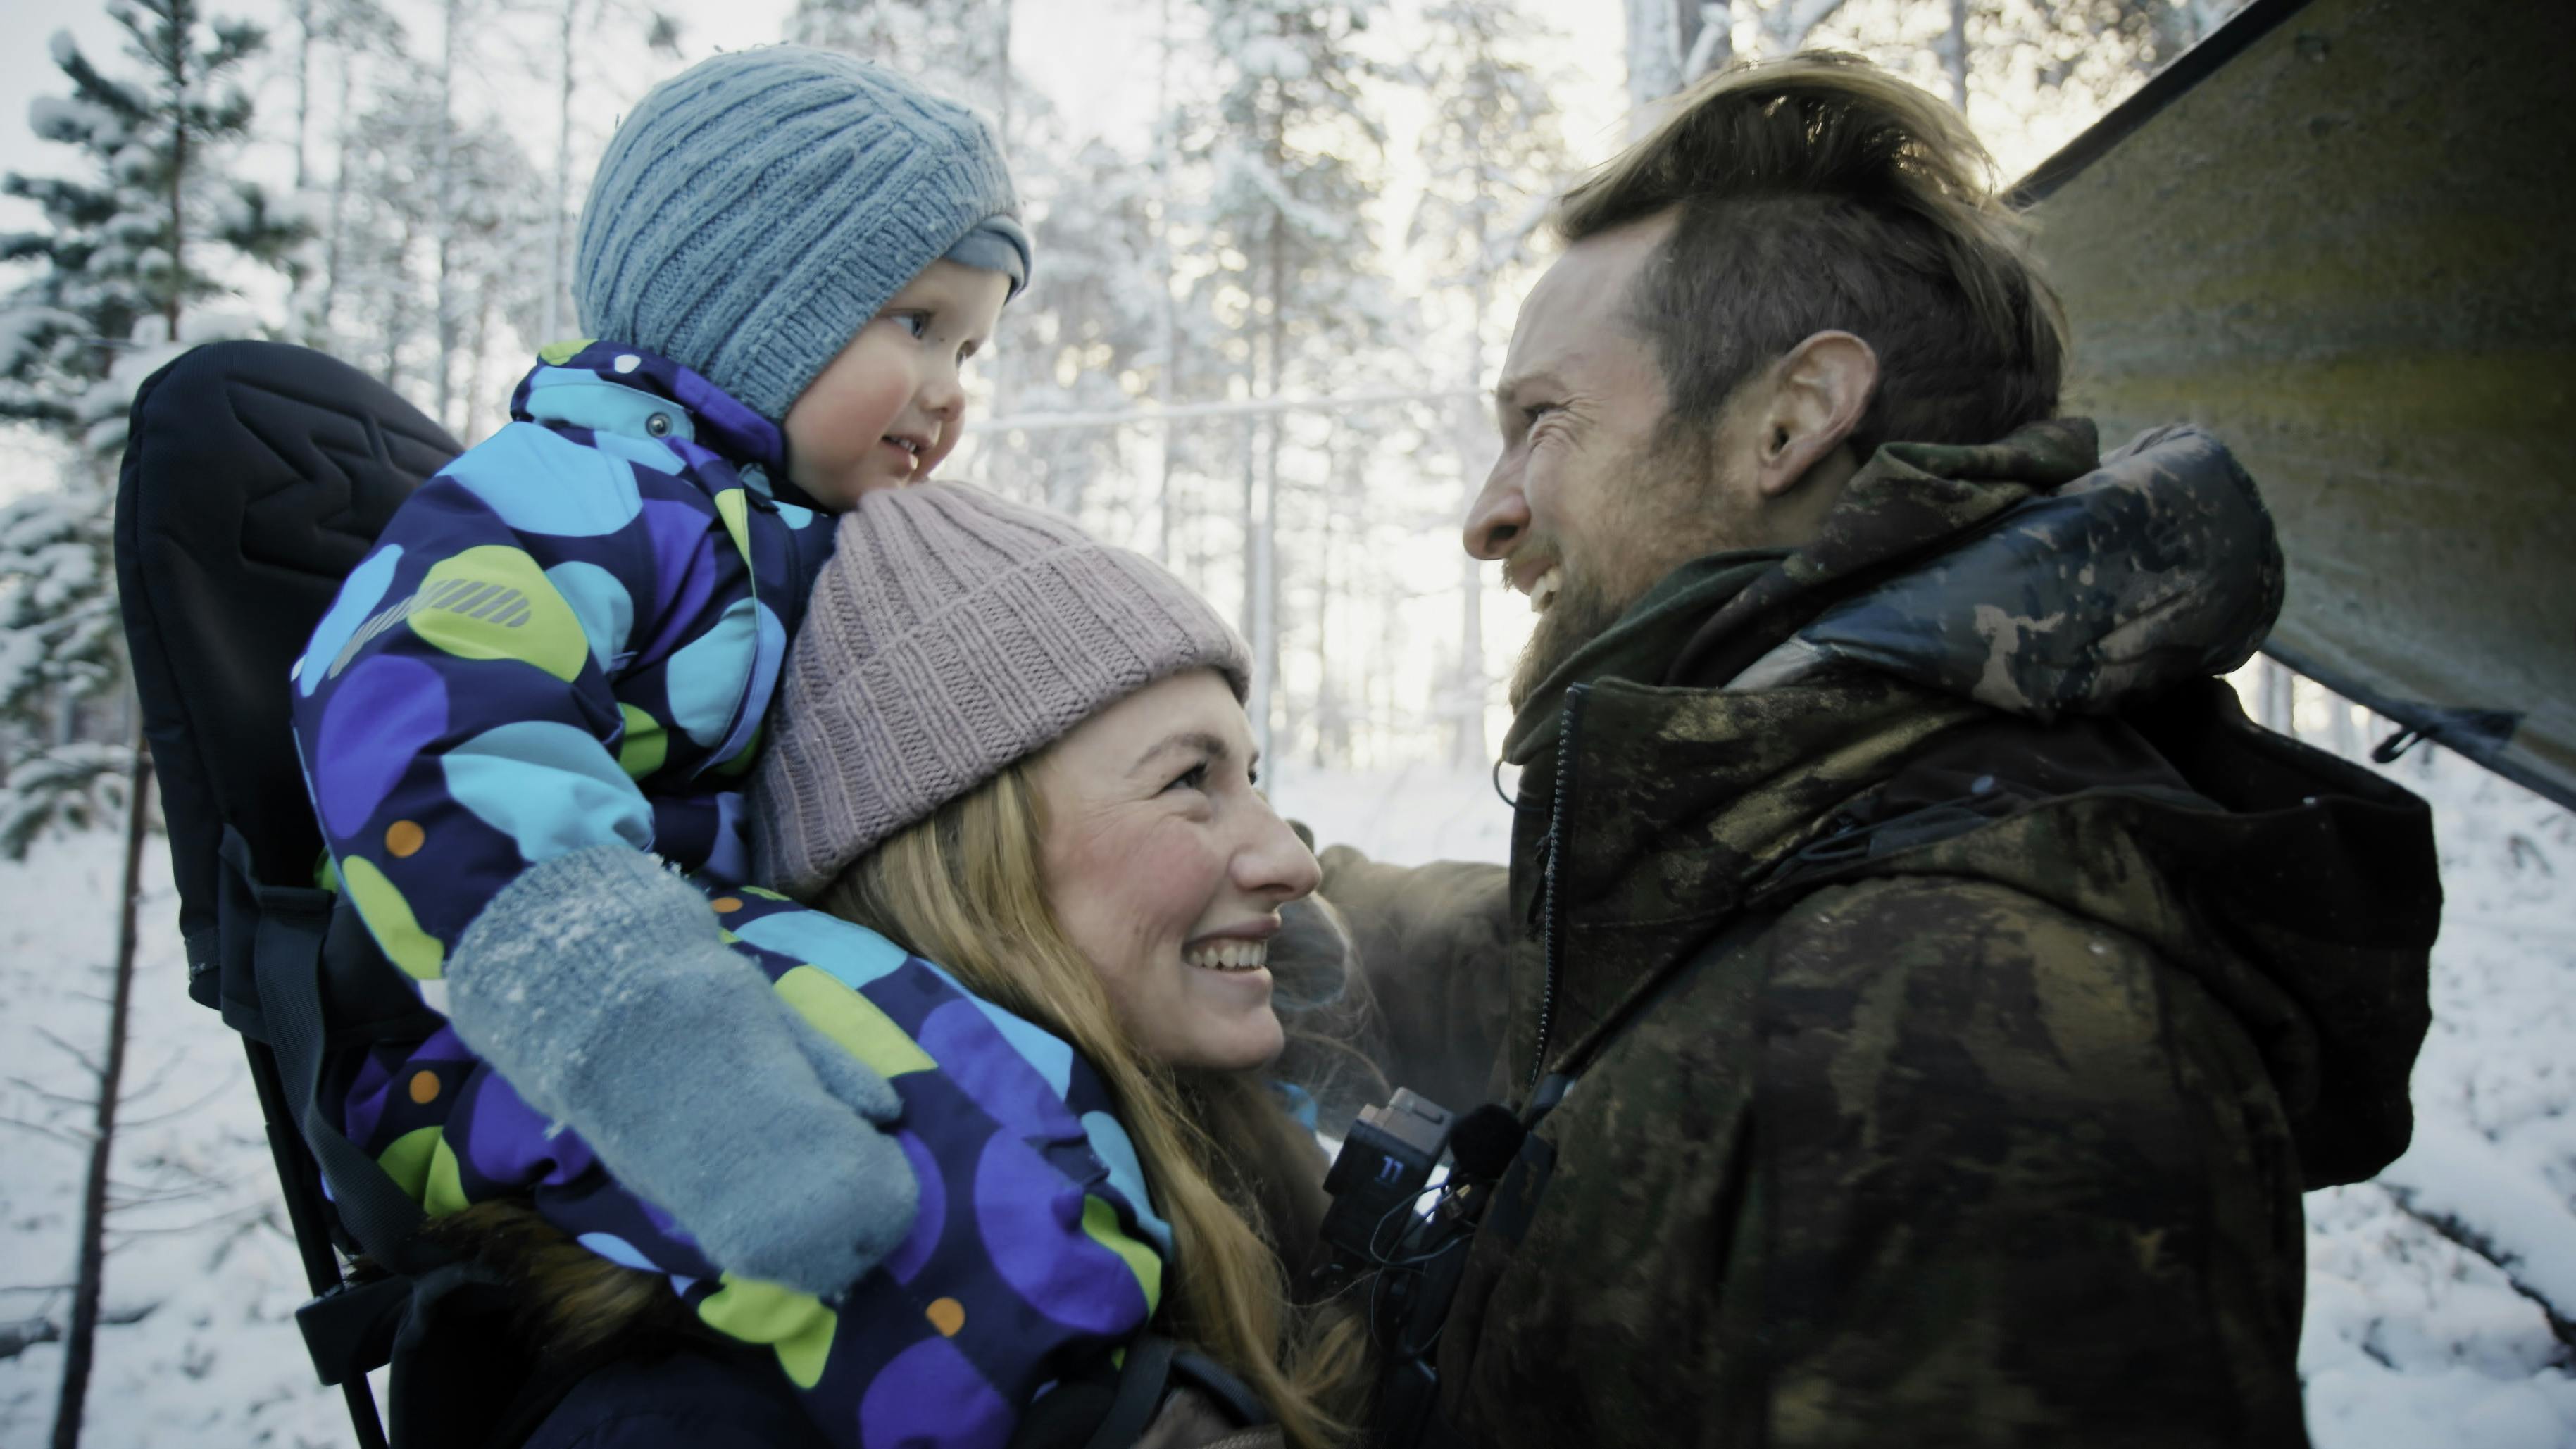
left=223, top=827, right=441, bottom=1274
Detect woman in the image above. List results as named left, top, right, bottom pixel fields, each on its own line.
left=513, top=482, right=1366, bottom=1449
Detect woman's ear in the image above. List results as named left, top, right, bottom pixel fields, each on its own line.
left=1753, top=331, right=1879, bottom=501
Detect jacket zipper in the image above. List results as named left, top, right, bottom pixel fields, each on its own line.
left=1528, top=683, right=1587, bottom=1094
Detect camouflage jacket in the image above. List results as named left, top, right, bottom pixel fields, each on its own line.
left=1327, top=420, right=2440, bottom=1448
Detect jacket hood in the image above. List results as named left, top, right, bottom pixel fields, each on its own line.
left=1512, top=420, right=2432, bottom=1188
left=509, top=338, right=789, bottom=477
left=1504, top=419, right=2283, bottom=767
left=1729, top=423, right=2284, bottom=719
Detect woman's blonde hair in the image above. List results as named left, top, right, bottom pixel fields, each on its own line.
left=818, top=760, right=1365, bottom=1449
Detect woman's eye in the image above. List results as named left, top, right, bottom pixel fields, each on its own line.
left=1165, top=763, right=1211, bottom=794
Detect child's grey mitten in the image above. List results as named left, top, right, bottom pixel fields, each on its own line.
left=443, top=844, right=918, bottom=1297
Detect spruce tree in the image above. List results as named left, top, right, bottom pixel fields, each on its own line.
left=0, top=0, right=303, bottom=858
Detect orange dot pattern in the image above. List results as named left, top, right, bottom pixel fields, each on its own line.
left=711, top=896, right=744, bottom=914
left=408, top=1070, right=442, bottom=1105
left=385, top=820, right=426, bottom=858
left=925, top=1298, right=965, bottom=1337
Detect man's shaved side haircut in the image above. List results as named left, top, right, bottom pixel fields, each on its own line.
left=1556, top=52, right=2068, bottom=458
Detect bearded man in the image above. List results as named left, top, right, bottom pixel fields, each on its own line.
left=1316, top=54, right=2440, bottom=1448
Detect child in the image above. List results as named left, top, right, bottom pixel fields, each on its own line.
left=293, top=47, right=1168, bottom=1445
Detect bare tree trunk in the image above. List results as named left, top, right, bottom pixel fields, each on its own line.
left=323, top=44, right=354, bottom=337
left=1450, top=240, right=1490, bottom=767
left=1246, top=77, right=1287, bottom=772
left=48, top=744, right=154, bottom=1449
left=1151, top=0, right=1179, bottom=565
left=1625, top=0, right=1684, bottom=127
left=432, top=0, right=464, bottom=432
left=2329, top=692, right=2360, bottom=759
left=384, top=220, right=416, bottom=389
left=165, top=12, right=189, bottom=337
left=1683, top=1, right=1733, bottom=82
left=292, top=0, right=313, bottom=190
left=1940, top=0, right=1969, bottom=111
left=545, top=0, right=577, bottom=343
left=1762, top=0, right=1853, bottom=58
left=465, top=282, right=494, bottom=442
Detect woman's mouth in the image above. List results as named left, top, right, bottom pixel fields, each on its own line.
left=1183, top=938, right=1270, bottom=972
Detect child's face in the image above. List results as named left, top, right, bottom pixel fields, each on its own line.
left=783, top=258, right=1011, bottom=510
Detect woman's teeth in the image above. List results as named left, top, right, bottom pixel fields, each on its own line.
left=1184, top=939, right=1270, bottom=972
left=1529, top=566, right=1564, bottom=614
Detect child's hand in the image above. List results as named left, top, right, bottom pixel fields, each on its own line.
left=443, top=845, right=919, bottom=1297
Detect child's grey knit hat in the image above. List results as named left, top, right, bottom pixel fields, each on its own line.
left=751, top=483, right=1250, bottom=900
left=574, top=46, right=1030, bottom=422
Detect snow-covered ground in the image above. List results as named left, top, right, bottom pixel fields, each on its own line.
left=2, top=746, right=2570, bottom=1446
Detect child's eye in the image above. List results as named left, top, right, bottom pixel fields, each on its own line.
left=887, top=311, right=931, bottom=339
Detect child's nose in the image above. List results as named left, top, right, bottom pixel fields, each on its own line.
left=920, top=366, right=965, bottom=419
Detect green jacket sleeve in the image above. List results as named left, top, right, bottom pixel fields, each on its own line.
left=1306, top=844, right=1517, bottom=1119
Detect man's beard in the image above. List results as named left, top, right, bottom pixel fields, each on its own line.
left=1508, top=565, right=1634, bottom=710
left=1504, top=431, right=1750, bottom=712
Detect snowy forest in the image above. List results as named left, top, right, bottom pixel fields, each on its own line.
left=0, top=0, right=2571, bottom=1444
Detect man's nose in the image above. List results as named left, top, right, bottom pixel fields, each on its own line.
left=1463, top=459, right=1528, bottom=562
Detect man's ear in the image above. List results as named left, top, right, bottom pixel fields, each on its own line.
left=1752, top=332, right=1879, bottom=501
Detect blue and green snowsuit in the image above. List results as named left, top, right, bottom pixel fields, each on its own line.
left=291, top=341, right=1165, bottom=1449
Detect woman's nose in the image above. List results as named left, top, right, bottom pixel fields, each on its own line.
left=1237, top=801, right=1323, bottom=904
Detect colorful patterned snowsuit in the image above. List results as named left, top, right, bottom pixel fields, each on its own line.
left=290, top=342, right=1165, bottom=1449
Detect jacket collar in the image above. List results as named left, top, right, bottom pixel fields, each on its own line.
left=1510, top=672, right=1984, bottom=1087
left=511, top=339, right=789, bottom=480
left=1501, top=415, right=2298, bottom=1086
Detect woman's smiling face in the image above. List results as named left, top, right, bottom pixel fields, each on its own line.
left=1032, top=670, right=1321, bottom=1072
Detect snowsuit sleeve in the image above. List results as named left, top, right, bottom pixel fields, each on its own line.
left=291, top=422, right=670, bottom=981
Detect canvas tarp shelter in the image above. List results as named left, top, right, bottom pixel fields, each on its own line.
left=2015, top=0, right=2575, bottom=810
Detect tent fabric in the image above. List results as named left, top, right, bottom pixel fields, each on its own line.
left=2018, top=0, right=2575, bottom=810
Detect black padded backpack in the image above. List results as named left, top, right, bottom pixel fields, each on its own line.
left=114, top=340, right=542, bottom=1448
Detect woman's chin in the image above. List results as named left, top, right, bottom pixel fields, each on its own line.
left=1168, top=1005, right=1287, bottom=1074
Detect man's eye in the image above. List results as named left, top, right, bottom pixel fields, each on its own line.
left=1522, top=402, right=1558, bottom=425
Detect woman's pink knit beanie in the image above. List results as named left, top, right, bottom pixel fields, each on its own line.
left=749, top=482, right=1251, bottom=901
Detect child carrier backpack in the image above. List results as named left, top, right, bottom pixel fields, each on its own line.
left=113, top=339, right=554, bottom=1448
left=115, top=339, right=1291, bottom=1449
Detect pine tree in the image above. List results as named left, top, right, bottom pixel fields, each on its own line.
left=0, top=0, right=304, bottom=858
left=1, top=1, right=304, bottom=450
